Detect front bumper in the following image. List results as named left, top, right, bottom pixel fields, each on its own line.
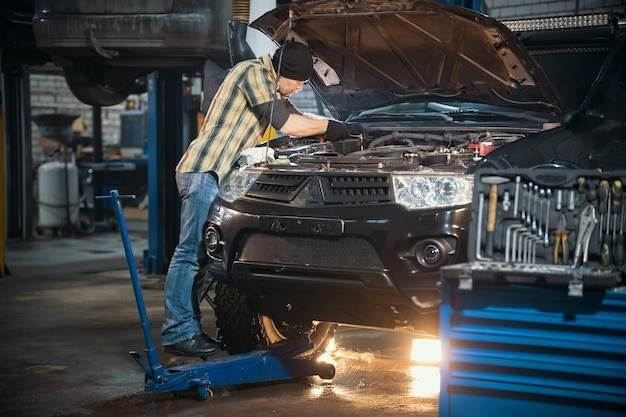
left=205, top=198, right=470, bottom=332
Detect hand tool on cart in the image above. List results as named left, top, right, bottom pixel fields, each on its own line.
left=504, top=179, right=528, bottom=263
left=502, top=190, right=511, bottom=212
left=578, top=176, right=594, bottom=198
left=577, top=176, right=586, bottom=194
left=482, top=175, right=510, bottom=257
left=612, top=180, right=624, bottom=266
left=521, top=183, right=528, bottom=222
left=513, top=175, right=521, bottom=216
left=553, top=212, right=569, bottom=265
left=573, top=203, right=598, bottom=267
left=599, top=179, right=611, bottom=266
left=567, top=188, right=576, bottom=211
left=525, top=182, right=534, bottom=227
left=543, top=189, right=551, bottom=247
left=556, top=188, right=563, bottom=211
left=531, top=185, right=539, bottom=234
left=475, top=192, right=489, bottom=261
left=505, top=223, right=526, bottom=263
left=99, top=190, right=335, bottom=400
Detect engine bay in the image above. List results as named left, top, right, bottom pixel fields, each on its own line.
left=262, top=129, right=530, bottom=173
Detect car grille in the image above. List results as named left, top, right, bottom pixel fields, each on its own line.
left=247, top=172, right=392, bottom=204
left=321, top=175, right=391, bottom=203
left=246, top=173, right=307, bottom=202
left=239, top=233, right=385, bottom=270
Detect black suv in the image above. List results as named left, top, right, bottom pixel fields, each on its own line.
left=202, top=0, right=566, bottom=356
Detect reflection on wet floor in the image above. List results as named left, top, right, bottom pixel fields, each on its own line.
left=408, top=365, right=440, bottom=398
left=318, top=333, right=441, bottom=397
left=300, top=330, right=440, bottom=415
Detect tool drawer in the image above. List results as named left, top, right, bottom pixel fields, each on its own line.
left=442, top=168, right=626, bottom=296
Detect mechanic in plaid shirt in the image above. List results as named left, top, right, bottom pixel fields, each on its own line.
left=162, top=42, right=360, bottom=357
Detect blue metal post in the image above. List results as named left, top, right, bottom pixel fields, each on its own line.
left=144, top=73, right=163, bottom=275
left=144, top=71, right=184, bottom=275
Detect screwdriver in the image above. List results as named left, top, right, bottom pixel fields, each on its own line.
left=599, top=180, right=611, bottom=266
left=583, top=178, right=597, bottom=202
left=577, top=176, right=587, bottom=194
left=613, top=180, right=624, bottom=266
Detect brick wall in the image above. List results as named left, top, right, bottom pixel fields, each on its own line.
left=484, top=0, right=625, bottom=19
left=30, top=73, right=126, bottom=162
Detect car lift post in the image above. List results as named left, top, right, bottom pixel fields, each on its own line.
left=100, top=190, right=335, bottom=400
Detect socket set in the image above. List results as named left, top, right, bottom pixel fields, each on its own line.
left=442, top=168, right=626, bottom=296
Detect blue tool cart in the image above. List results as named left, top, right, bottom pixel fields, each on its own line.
left=439, top=168, right=626, bottom=417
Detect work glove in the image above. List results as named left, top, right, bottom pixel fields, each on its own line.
left=325, top=120, right=366, bottom=142
left=346, top=122, right=366, bottom=138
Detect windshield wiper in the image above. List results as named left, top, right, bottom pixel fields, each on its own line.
left=351, top=112, right=454, bottom=122
left=444, top=108, right=549, bottom=123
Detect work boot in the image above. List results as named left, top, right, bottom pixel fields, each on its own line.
left=201, top=333, right=226, bottom=350
left=163, top=334, right=221, bottom=357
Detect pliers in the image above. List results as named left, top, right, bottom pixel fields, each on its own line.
left=553, top=212, right=569, bottom=264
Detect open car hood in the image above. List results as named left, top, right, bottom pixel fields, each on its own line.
left=251, top=0, right=563, bottom=120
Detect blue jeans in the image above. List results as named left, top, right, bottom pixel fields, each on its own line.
left=161, top=171, right=218, bottom=345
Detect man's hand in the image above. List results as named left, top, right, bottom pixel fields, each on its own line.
left=345, top=122, right=366, bottom=138
left=325, top=120, right=365, bottom=142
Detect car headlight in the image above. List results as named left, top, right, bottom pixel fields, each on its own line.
left=392, top=174, right=474, bottom=209
left=218, top=168, right=262, bottom=203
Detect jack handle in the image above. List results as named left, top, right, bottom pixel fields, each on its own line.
left=97, top=190, right=164, bottom=378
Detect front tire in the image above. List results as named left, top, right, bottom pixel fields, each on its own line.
left=214, top=283, right=335, bottom=357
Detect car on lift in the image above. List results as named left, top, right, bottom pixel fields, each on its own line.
left=202, top=0, right=564, bottom=356
left=30, top=0, right=253, bottom=106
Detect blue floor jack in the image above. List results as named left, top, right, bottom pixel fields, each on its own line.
left=102, top=190, right=335, bottom=400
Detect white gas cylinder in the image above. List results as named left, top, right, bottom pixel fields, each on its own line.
left=38, top=160, right=79, bottom=228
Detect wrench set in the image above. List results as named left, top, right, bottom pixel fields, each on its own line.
left=442, top=168, right=625, bottom=296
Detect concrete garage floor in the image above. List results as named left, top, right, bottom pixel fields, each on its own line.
left=1, top=221, right=439, bottom=417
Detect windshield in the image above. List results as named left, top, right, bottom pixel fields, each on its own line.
left=348, top=102, right=557, bottom=126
